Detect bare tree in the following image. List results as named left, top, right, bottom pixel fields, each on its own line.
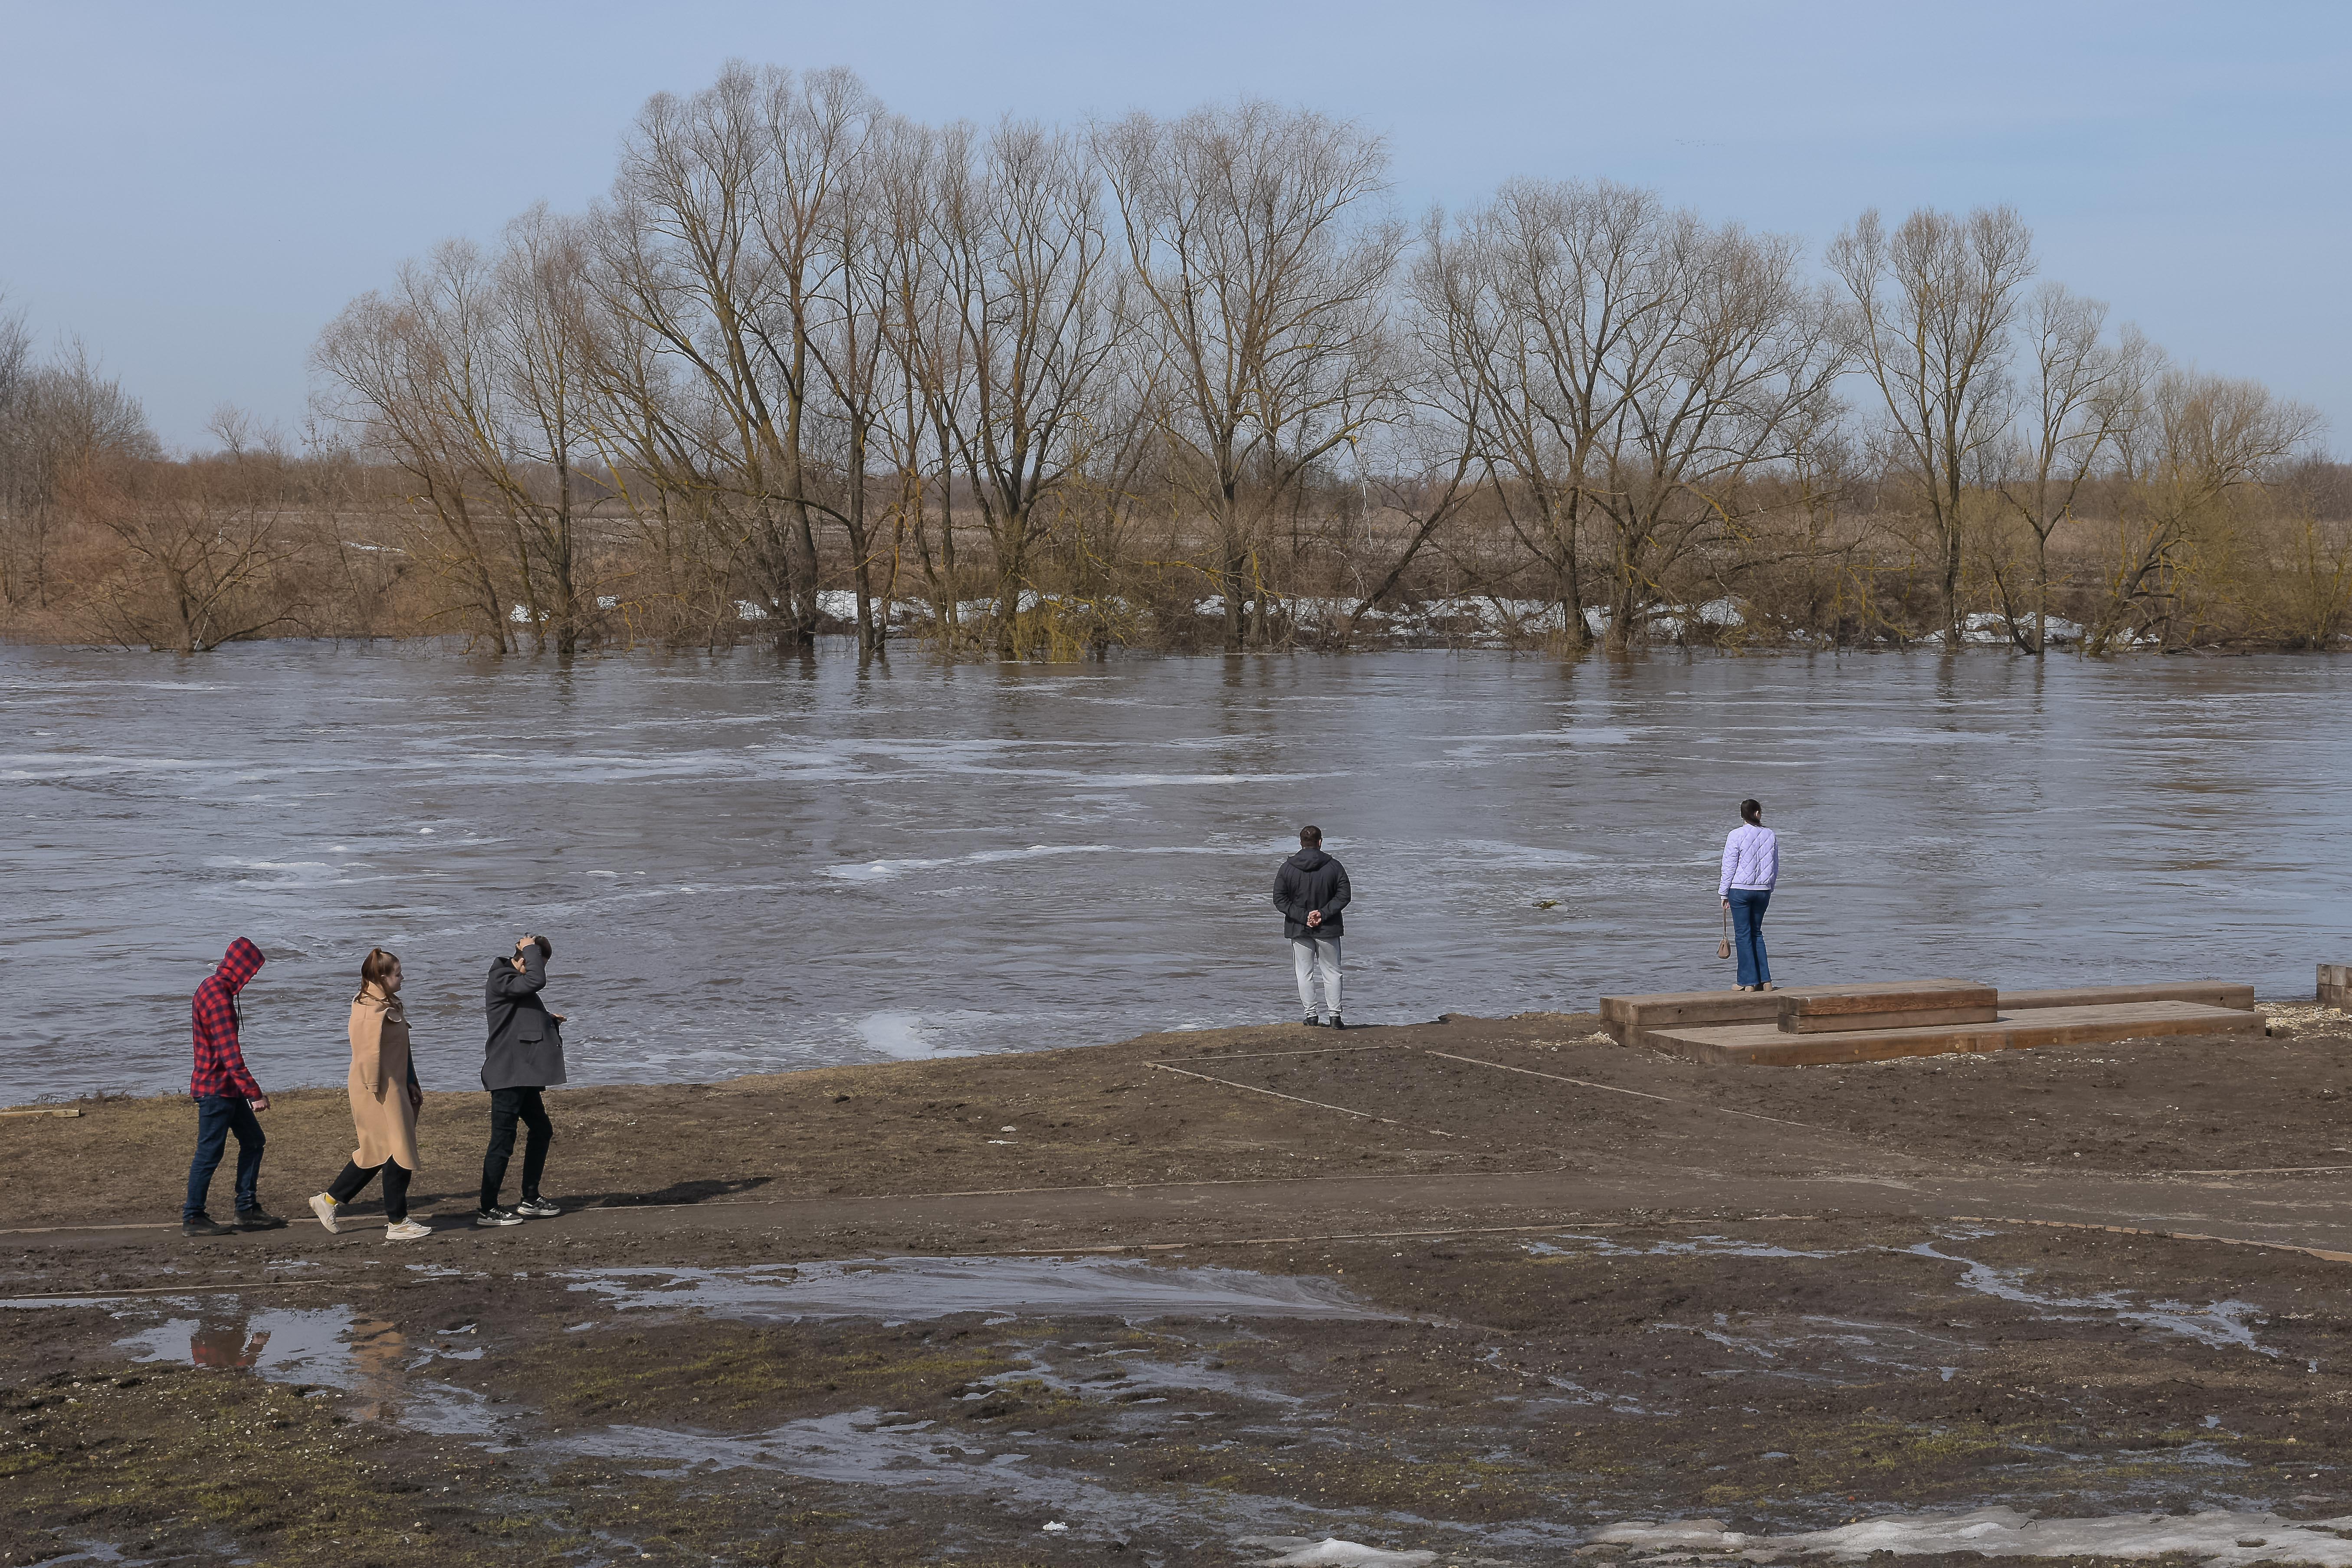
left=1830, top=206, right=2035, bottom=646
left=595, top=62, right=880, bottom=652
left=1990, top=285, right=2145, bottom=653
left=314, top=243, right=518, bottom=649
left=914, top=119, right=1126, bottom=658
left=493, top=206, right=598, bottom=656
left=1440, top=182, right=1847, bottom=650
left=2091, top=368, right=2320, bottom=651
left=1098, top=101, right=1403, bottom=651
left=76, top=449, right=308, bottom=654
left=0, top=338, right=160, bottom=608
left=804, top=111, right=905, bottom=657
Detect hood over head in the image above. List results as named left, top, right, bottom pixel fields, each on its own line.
left=1286, top=848, right=1331, bottom=872
left=216, top=938, right=265, bottom=994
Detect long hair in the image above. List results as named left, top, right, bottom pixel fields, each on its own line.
left=1739, top=798, right=1763, bottom=827
left=358, top=946, right=400, bottom=999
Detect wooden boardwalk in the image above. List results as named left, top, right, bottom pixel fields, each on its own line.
left=1602, top=980, right=2263, bottom=1067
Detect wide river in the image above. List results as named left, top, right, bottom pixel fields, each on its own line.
left=3, top=643, right=2346, bottom=1103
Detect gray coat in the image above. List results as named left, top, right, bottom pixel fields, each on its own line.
left=482, top=949, right=566, bottom=1091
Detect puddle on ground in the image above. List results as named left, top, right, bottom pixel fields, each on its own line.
left=566, top=1256, right=1407, bottom=1325
left=1596, top=1506, right=2352, bottom=1564
left=1910, top=1240, right=2280, bottom=1355
left=115, top=1306, right=495, bottom=1432
left=1525, top=1234, right=1850, bottom=1262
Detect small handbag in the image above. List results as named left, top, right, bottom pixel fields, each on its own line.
left=1718, top=902, right=1732, bottom=960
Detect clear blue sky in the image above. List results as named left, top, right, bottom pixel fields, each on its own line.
left=2, top=0, right=2345, bottom=451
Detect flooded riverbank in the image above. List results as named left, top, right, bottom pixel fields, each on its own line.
left=5, top=643, right=2348, bottom=1103
left=12, top=1006, right=2352, bottom=1565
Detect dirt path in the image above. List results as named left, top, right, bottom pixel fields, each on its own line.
left=9, top=1007, right=2352, bottom=1566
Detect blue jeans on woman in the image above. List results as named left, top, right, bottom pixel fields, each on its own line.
left=1727, top=887, right=1772, bottom=988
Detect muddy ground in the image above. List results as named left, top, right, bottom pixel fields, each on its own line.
left=7, top=1005, right=2352, bottom=1566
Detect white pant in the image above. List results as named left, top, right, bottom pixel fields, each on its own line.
left=1291, top=936, right=1342, bottom=1018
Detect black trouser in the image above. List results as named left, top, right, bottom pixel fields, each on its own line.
left=327, top=1158, right=414, bottom=1222
left=480, top=1086, right=551, bottom=1211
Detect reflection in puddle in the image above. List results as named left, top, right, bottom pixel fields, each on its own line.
left=567, top=1256, right=1404, bottom=1324
left=115, top=1306, right=494, bottom=1432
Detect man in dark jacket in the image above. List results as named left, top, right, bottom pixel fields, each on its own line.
left=1273, top=826, right=1351, bottom=1028
left=182, top=937, right=287, bottom=1236
left=477, top=934, right=566, bottom=1227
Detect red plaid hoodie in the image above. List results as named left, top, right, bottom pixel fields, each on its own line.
left=190, top=938, right=266, bottom=1100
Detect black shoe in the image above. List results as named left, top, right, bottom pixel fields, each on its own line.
left=473, top=1208, right=525, bottom=1228
left=235, top=1207, right=288, bottom=1231
left=182, top=1214, right=236, bottom=1237
left=1302, top=1015, right=1322, bottom=1027
left=1329, top=1015, right=1347, bottom=1030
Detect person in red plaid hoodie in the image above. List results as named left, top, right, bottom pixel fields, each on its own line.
left=182, top=937, right=287, bottom=1236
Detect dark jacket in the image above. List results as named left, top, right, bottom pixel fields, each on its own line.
left=1273, top=849, right=1351, bottom=941
left=482, top=948, right=566, bottom=1091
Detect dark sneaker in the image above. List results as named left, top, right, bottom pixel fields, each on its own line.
left=1301, top=1015, right=1322, bottom=1027
left=515, top=1197, right=561, bottom=1218
left=182, top=1214, right=236, bottom=1237
left=235, top=1207, right=288, bottom=1231
left=1329, top=1015, right=1347, bottom=1030
left=473, top=1208, right=525, bottom=1228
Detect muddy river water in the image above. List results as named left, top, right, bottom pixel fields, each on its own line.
left=4, top=643, right=2347, bottom=1102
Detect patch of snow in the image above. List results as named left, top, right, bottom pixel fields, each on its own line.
left=1594, top=1506, right=2352, bottom=1565
left=1697, top=596, right=1745, bottom=627
left=1239, top=1539, right=1437, bottom=1568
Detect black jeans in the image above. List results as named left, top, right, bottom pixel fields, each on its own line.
left=480, top=1086, right=551, bottom=1211
left=327, top=1158, right=414, bottom=1223
left=185, top=1096, right=266, bottom=1220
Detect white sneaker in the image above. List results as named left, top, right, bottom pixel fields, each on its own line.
left=309, top=1193, right=340, bottom=1234
left=515, top=1197, right=560, bottom=1218
left=383, top=1219, right=431, bottom=1242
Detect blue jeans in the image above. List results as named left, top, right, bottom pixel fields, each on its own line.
left=1728, top=887, right=1772, bottom=987
left=185, top=1095, right=266, bottom=1220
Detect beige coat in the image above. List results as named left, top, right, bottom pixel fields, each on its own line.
left=348, top=988, right=420, bottom=1171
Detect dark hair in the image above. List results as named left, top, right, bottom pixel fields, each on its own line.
left=1299, top=825, right=1322, bottom=847
left=359, top=947, right=399, bottom=994
left=1739, top=799, right=1763, bottom=827
left=531, top=935, right=552, bottom=961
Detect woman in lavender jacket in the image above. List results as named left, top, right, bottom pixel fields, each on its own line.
left=1719, top=799, right=1779, bottom=991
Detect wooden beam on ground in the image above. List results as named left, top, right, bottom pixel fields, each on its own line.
left=1646, top=1000, right=2264, bottom=1068
left=1778, top=986, right=1998, bottom=1035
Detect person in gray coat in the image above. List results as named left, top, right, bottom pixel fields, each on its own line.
left=1274, top=825, right=1351, bottom=1028
left=476, top=934, right=566, bottom=1227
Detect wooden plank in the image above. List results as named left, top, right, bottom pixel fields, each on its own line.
left=1648, top=1000, right=2264, bottom=1068
left=1780, top=1001, right=2002, bottom=1035
left=1599, top=979, right=1980, bottom=1045
left=1998, top=982, right=2256, bottom=1012
left=2320, top=965, right=2352, bottom=1008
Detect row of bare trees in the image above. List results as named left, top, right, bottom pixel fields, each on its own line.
left=6, top=63, right=2344, bottom=657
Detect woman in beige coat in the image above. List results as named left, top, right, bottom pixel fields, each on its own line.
left=308, top=948, right=428, bottom=1240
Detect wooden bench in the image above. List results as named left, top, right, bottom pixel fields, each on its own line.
left=1777, top=985, right=1997, bottom=1034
